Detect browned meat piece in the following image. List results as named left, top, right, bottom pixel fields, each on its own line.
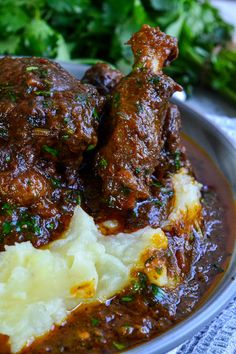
left=82, top=63, right=124, bottom=95
left=0, top=56, right=105, bottom=207
left=0, top=142, right=52, bottom=208
left=96, top=25, right=182, bottom=210
left=0, top=57, right=104, bottom=165
left=0, top=57, right=108, bottom=248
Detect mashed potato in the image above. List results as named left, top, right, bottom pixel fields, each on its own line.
left=162, top=168, right=202, bottom=233
left=0, top=168, right=202, bottom=353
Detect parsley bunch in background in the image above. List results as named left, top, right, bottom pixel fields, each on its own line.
left=0, top=0, right=235, bottom=102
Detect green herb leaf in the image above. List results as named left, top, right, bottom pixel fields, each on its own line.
left=51, top=177, right=61, bottom=188
left=91, top=317, right=100, bottom=326
left=15, top=213, right=41, bottom=235
left=174, top=151, right=181, bottom=170
left=113, top=341, right=126, bottom=351
left=152, top=181, right=162, bottom=188
left=132, top=272, right=148, bottom=293
left=87, top=144, right=95, bottom=151
left=34, top=91, right=51, bottom=97
left=26, top=66, right=39, bottom=71
left=2, top=221, right=12, bottom=234
left=133, top=61, right=145, bottom=71
left=155, top=267, right=163, bottom=275
left=46, top=222, right=55, bottom=230
left=2, top=203, right=14, bottom=216
left=153, top=199, right=163, bottom=207
left=120, top=295, right=134, bottom=302
left=42, top=145, right=59, bottom=157
left=92, top=108, right=100, bottom=121
left=99, top=157, right=108, bottom=169
left=151, top=284, right=166, bottom=301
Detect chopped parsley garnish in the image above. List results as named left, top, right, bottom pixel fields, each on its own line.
left=27, top=67, right=48, bottom=78
left=132, top=272, right=148, bottom=292
left=46, top=222, right=55, bottom=230
left=134, top=61, right=145, bottom=71
left=15, top=213, right=41, bottom=236
left=99, top=157, right=108, bottom=169
left=34, top=91, right=51, bottom=97
left=87, top=144, right=95, bottom=151
left=113, top=342, right=126, bottom=351
left=1, top=203, right=14, bottom=216
left=135, top=167, right=141, bottom=175
left=2, top=221, right=12, bottom=234
left=155, top=267, right=163, bottom=275
left=120, top=295, right=134, bottom=302
left=66, top=128, right=74, bottom=136
left=153, top=199, right=163, bottom=207
left=151, top=284, right=166, bottom=301
left=174, top=151, right=181, bottom=170
left=75, top=193, right=81, bottom=205
left=62, top=135, right=69, bottom=140
left=42, top=145, right=59, bottom=157
left=92, top=108, right=100, bottom=121
left=152, top=180, right=162, bottom=188
left=8, top=91, right=17, bottom=102
left=51, top=177, right=61, bottom=188
left=91, top=317, right=100, bottom=326
left=26, top=179, right=32, bottom=186
left=26, top=66, right=39, bottom=71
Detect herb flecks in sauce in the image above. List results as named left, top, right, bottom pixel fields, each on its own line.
left=19, top=135, right=234, bottom=354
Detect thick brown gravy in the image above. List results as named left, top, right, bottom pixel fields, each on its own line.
left=0, top=135, right=235, bottom=354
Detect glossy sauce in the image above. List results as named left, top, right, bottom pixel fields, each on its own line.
left=10, top=135, right=234, bottom=354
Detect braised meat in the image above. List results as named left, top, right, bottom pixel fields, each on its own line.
left=82, top=63, right=123, bottom=95
left=96, top=25, right=182, bottom=210
left=0, top=57, right=105, bottom=207
left=0, top=57, right=104, bottom=164
left=0, top=57, right=104, bottom=249
left=0, top=27, right=185, bottom=249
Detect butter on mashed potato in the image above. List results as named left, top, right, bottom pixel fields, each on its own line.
left=0, top=168, right=202, bottom=353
